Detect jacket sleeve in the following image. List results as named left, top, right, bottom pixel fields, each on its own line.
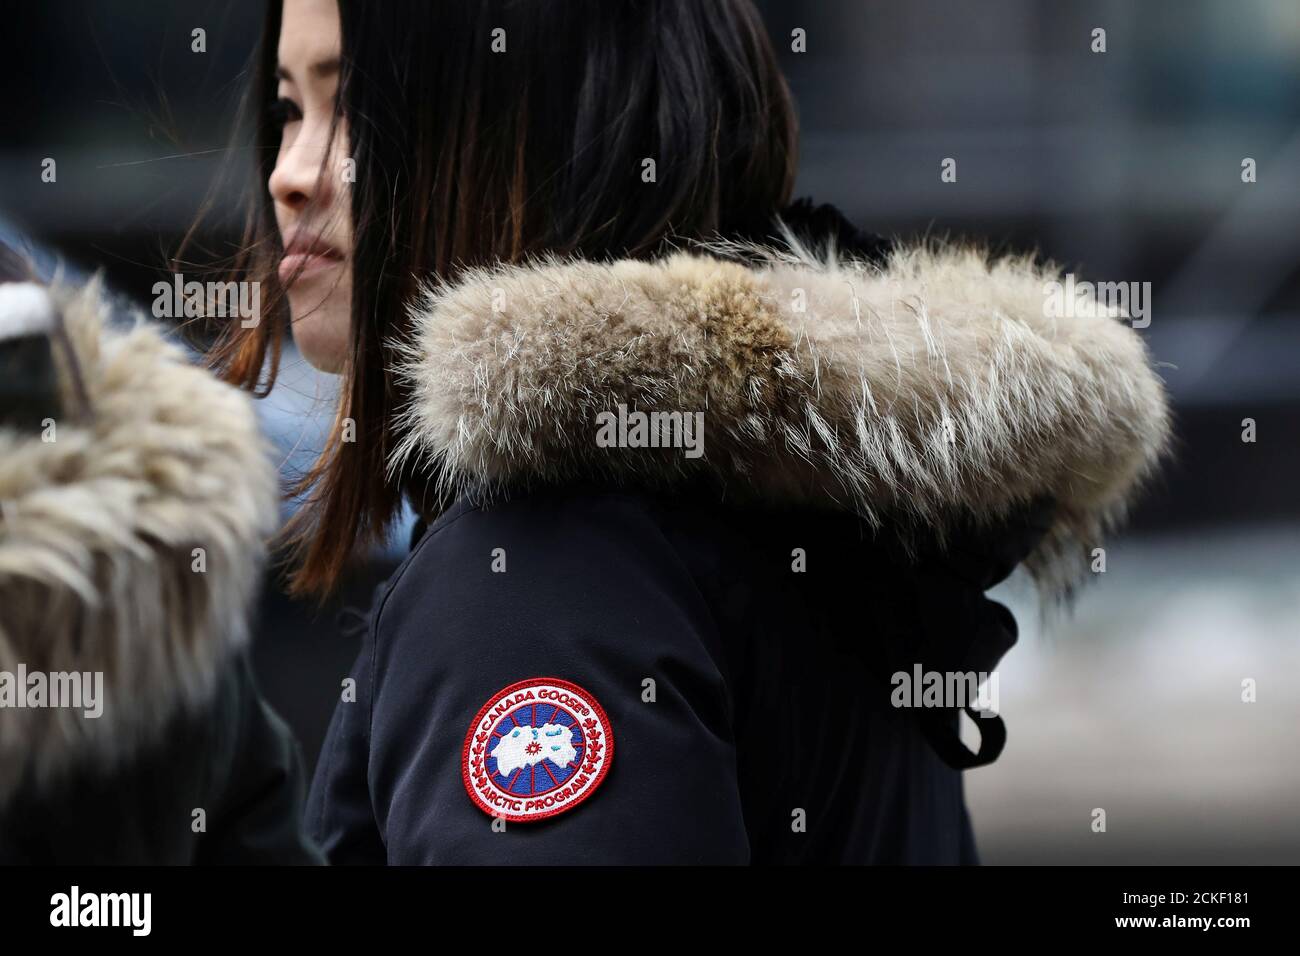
left=196, top=653, right=326, bottom=865
left=364, top=493, right=751, bottom=864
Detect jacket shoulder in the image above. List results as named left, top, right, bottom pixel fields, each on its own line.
left=379, top=488, right=693, bottom=631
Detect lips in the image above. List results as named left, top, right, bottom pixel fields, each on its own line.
left=278, top=232, right=344, bottom=286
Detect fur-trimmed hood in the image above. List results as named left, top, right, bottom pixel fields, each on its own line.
left=0, top=280, right=277, bottom=805
left=394, top=238, right=1171, bottom=593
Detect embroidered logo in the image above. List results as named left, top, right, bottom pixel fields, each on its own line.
left=462, top=677, right=614, bottom=823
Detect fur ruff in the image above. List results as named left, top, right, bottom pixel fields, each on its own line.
left=0, top=280, right=277, bottom=804
left=394, top=241, right=1171, bottom=594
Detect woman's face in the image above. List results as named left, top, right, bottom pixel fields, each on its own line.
left=268, top=0, right=352, bottom=374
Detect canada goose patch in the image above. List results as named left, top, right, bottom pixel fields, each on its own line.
left=462, top=677, right=613, bottom=823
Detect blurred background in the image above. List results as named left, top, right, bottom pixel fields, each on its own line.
left=1, top=0, right=1296, bottom=863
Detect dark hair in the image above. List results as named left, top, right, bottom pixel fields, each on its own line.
left=195, top=0, right=798, bottom=597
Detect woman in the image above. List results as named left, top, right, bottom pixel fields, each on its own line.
left=210, top=0, right=1169, bottom=863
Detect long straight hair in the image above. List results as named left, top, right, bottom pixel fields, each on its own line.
left=193, top=0, right=798, bottom=597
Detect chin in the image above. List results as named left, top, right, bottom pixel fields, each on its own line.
left=290, top=306, right=350, bottom=374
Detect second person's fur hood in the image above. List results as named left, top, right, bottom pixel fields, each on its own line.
left=0, top=280, right=276, bottom=806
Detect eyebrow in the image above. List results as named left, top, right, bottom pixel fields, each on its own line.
left=274, top=58, right=340, bottom=83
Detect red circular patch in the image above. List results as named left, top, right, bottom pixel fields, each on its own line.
left=461, top=677, right=614, bottom=823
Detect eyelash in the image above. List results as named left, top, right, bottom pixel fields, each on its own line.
left=267, top=97, right=303, bottom=128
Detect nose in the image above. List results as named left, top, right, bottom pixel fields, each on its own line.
left=268, top=116, right=338, bottom=216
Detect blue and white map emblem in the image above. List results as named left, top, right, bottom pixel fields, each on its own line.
left=462, top=677, right=614, bottom=822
